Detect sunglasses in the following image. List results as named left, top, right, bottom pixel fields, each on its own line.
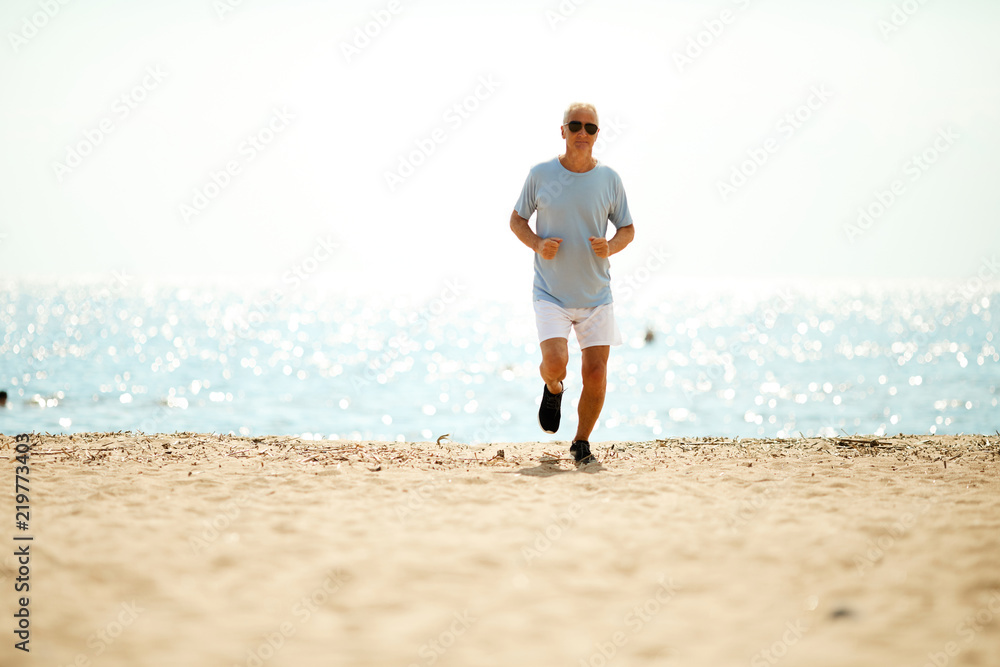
left=565, top=121, right=599, bottom=135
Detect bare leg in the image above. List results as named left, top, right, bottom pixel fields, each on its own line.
left=575, top=345, right=609, bottom=442
left=539, top=337, right=568, bottom=395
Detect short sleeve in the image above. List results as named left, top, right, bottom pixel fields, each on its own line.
left=609, top=173, right=633, bottom=229
left=514, top=170, right=537, bottom=221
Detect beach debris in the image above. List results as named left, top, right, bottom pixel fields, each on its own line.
left=436, top=434, right=450, bottom=445
left=480, top=449, right=506, bottom=466
left=7, top=433, right=999, bottom=473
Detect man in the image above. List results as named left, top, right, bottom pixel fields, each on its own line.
left=509, top=102, right=635, bottom=465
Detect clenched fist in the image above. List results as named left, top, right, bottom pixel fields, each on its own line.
left=589, top=236, right=610, bottom=258
left=536, top=237, right=562, bottom=260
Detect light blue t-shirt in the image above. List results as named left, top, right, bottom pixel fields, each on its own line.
left=515, top=157, right=633, bottom=308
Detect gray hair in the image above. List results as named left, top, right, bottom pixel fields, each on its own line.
left=562, top=102, right=599, bottom=126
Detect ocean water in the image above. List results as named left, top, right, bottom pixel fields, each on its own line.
left=1, top=279, right=997, bottom=442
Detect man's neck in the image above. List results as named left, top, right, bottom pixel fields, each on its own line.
left=559, top=150, right=597, bottom=173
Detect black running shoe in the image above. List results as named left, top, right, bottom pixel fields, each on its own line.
left=570, top=440, right=596, bottom=464
left=537, top=382, right=563, bottom=434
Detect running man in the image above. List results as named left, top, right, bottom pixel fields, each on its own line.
left=509, top=102, right=635, bottom=464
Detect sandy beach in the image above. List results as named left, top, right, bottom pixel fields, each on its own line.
left=1, top=432, right=998, bottom=666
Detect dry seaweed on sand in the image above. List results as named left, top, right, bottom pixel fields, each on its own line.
left=3, top=433, right=997, bottom=469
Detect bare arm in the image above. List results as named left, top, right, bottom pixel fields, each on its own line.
left=589, top=223, right=635, bottom=258
left=608, top=223, right=634, bottom=255
left=510, top=209, right=561, bottom=259
left=510, top=209, right=540, bottom=251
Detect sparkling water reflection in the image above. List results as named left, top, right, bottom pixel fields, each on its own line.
left=1, top=281, right=996, bottom=442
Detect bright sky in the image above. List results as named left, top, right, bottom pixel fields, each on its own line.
left=1, top=0, right=998, bottom=299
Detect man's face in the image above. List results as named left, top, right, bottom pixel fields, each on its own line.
left=561, top=109, right=600, bottom=152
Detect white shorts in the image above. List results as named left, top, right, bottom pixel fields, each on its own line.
left=534, top=300, right=623, bottom=348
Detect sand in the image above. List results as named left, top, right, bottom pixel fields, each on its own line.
left=1, top=432, right=998, bottom=667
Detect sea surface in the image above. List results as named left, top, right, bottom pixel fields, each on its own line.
left=1, top=279, right=997, bottom=443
